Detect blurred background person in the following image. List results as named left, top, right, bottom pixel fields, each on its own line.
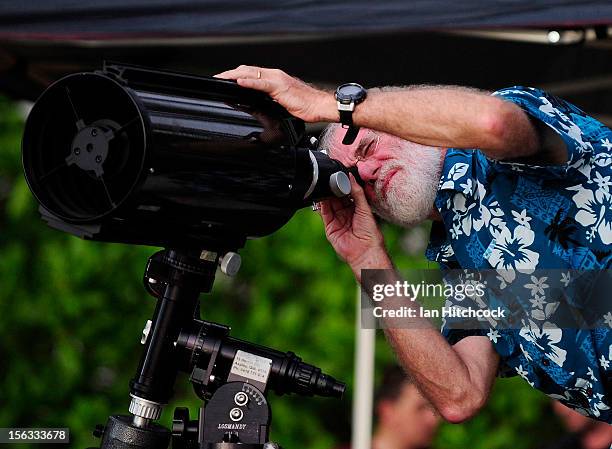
left=374, top=365, right=441, bottom=449
left=338, top=365, right=441, bottom=449
left=538, top=401, right=612, bottom=449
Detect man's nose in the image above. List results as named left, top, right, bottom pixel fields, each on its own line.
left=357, top=160, right=380, bottom=183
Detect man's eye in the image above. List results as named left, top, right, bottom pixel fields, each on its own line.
left=363, top=140, right=376, bottom=157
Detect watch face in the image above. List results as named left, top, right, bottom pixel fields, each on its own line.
left=340, top=84, right=363, bottom=96
left=336, top=83, right=366, bottom=103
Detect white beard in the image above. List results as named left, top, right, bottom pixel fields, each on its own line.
left=370, top=144, right=442, bottom=228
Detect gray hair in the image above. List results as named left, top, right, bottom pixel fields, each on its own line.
left=317, top=122, right=342, bottom=157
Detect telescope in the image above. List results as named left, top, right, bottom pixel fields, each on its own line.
left=22, top=62, right=351, bottom=251
left=22, top=63, right=348, bottom=449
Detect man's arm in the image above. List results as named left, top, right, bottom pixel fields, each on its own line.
left=320, top=175, right=499, bottom=423
left=214, top=66, right=546, bottom=161
left=365, top=267, right=499, bottom=423
left=352, top=87, right=540, bottom=160
left=388, top=331, right=499, bottom=423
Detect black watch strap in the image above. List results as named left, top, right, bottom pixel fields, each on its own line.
left=339, top=109, right=354, bottom=127
left=342, top=126, right=360, bottom=145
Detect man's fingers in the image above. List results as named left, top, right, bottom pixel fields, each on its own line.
left=320, top=197, right=354, bottom=226
left=214, top=65, right=278, bottom=81
left=213, top=71, right=231, bottom=79
left=319, top=200, right=333, bottom=223
left=235, top=77, right=274, bottom=94
left=330, top=196, right=354, bottom=215
left=214, top=66, right=281, bottom=96
left=320, top=197, right=342, bottom=221
left=349, top=174, right=370, bottom=210
left=214, top=65, right=259, bottom=79
left=213, top=69, right=242, bottom=79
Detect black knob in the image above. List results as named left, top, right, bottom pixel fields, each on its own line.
left=172, top=407, right=190, bottom=437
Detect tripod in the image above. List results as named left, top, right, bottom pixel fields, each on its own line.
left=91, top=248, right=345, bottom=449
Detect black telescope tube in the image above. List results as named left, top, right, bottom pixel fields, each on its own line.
left=175, top=319, right=345, bottom=398
left=22, top=63, right=353, bottom=249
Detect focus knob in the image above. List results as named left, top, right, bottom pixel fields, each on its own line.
left=329, top=172, right=351, bottom=197
left=220, top=252, right=241, bottom=276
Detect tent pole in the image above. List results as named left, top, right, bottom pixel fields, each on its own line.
left=351, top=284, right=375, bottom=449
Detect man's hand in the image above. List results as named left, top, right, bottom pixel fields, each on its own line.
left=214, top=65, right=337, bottom=123
left=320, top=174, right=393, bottom=281
left=216, top=65, right=544, bottom=160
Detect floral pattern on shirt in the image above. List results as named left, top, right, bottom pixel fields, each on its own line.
left=425, top=86, right=612, bottom=422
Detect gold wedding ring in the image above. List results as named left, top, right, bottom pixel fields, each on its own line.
left=257, top=70, right=261, bottom=79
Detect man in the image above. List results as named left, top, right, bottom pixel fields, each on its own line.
left=214, top=66, right=612, bottom=423
left=372, top=365, right=440, bottom=449
left=540, top=400, right=612, bottom=449
left=336, top=365, right=440, bottom=449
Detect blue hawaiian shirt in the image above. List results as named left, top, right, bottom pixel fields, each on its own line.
left=425, top=86, right=612, bottom=422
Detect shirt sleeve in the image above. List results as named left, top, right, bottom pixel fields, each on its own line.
left=443, top=327, right=521, bottom=379
left=489, top=86, right=604, bottom=179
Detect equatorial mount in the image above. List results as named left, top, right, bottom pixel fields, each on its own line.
left=91, top=248, right=345, bottom=449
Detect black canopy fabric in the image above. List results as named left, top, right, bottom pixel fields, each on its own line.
left=0, top=0, right=611, bottom=118
left=0, top=0, right=611, bottom=39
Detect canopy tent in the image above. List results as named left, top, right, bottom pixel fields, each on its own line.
left=0, top=0, right=611, bottom=120
left=1, top=0, right=612, bottom=38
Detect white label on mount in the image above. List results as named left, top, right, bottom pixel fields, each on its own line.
left=228, top=350, right=272, bottom=386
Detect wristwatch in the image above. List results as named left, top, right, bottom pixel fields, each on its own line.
left=335, top=83, right=367, bottom=145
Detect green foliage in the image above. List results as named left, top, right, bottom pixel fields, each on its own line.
left=0, top=96, right=562, bottom=449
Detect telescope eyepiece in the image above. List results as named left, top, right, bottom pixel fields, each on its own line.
left=329, top=171, right=351, bottom=197
left=301, top=149, right=351, bottom=202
